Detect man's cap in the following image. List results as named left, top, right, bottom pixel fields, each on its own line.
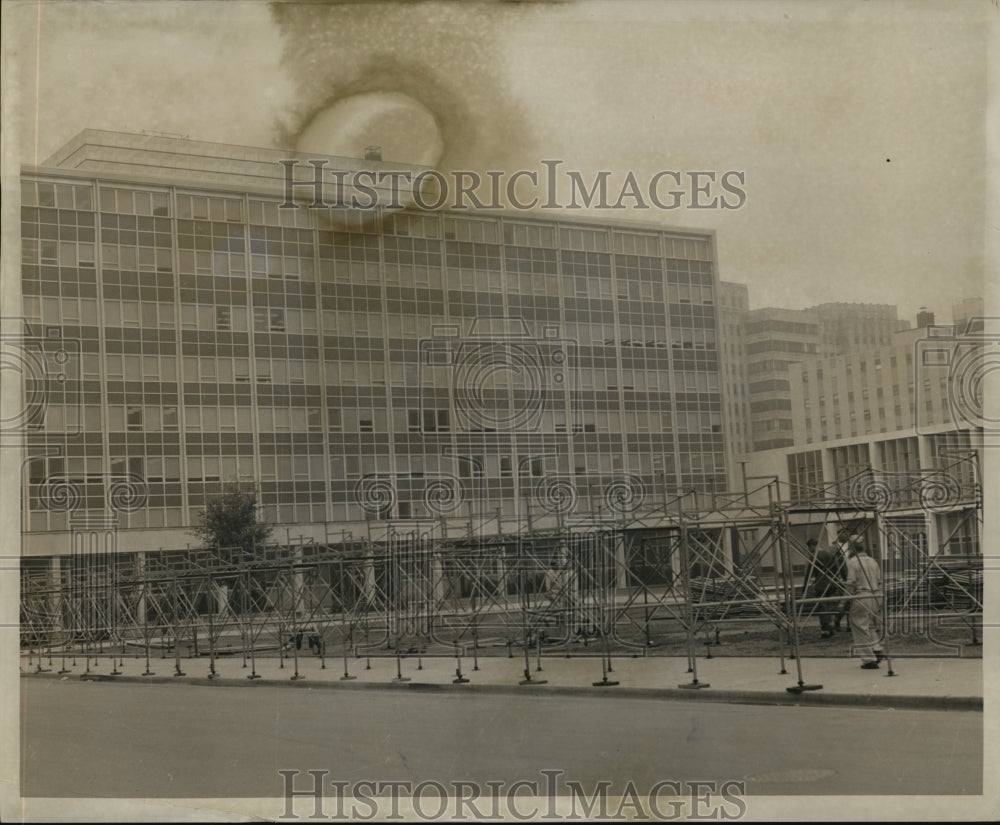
left=806, top=539, right=818, bottom=546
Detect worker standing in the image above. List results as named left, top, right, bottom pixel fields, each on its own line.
left=845, top=536, right=885, bottom=669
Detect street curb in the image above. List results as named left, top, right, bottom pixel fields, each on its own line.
left=22, top=670, right=983, bottom=712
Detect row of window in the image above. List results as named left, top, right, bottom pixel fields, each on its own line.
left=27, top=268, right=717, bottom=333
left=803, top=351, right=913, bottom=383
left=28, top=236, right=713, bottom=300
left=26, top=450, right=723, bottom=492
left=42, top=400, right=723, bottom=436
left=27, top=210, right=710, bottom=273
left=23, top=178, right=714, bottom=253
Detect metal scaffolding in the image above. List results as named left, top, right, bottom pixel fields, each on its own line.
left=20, top=456, right=983, bottom=690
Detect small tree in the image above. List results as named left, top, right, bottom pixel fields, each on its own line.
left=192, top=483, right=273, bottom=563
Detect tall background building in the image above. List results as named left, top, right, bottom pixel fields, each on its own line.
left=751, top=316, right=983, bottom=560
left=714, top=281, right=982, bottom=561
left=742, top=307, right=823, bottom=451
left=730, top=302, right=902, bottom=452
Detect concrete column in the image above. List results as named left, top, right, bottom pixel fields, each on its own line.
left=49, top=555, right=62, bottom=632
left=363, top=548, right=376, bottom=604
left=292, top=545, right=304, bottom=621
left=821, top=447, right=840, bottom=545
left=916, top=435, right=940, bottom=556
left=214, top=579, right=229, bottom=616
left=69, top=512, right=118, bottom=637
left=866, top=436, right=887, bottom=563
left=868, top=436, right=883, bottom=471
left=431, top=555, right=445, bottom=603
left=613, top=529, right=626, bottom=591
left=818, top=446, right=835, bottom=506
left=721, top=525, right=735, bottom=574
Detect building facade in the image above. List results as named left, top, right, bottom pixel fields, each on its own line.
left=811, top=302, right=900, bottom=355
left=751, top=320, right=983, bottom=559
left=757, top=427, right=982, bottom=560
left=742, top=307, right=822, bottom=451
left=16, top=131, right=729, bottom=558
left=717, top=281, right=752, bottom=487
left=739, top=302, right=901, bottom=452
left=790, top=327, right=953, bottom=446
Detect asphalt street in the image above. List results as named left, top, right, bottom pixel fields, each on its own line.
left=20, top=678, right=982, bottom=800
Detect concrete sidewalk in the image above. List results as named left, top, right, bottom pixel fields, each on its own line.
left=20, top=647, right=983, bottom=710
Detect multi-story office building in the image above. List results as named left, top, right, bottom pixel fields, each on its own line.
left=811, top=302, right=899, bottom=355
left=791, top=327, right=952, bottom=446
left=15, top=130, right=729, bottom=559
left=742, top=307, right=822, bottom=451
left=740, top=302, right=901, bottom=451
left=752, top=320, right=983, bottom=558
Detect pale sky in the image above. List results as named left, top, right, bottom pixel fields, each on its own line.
left=2, top=0, right=991, bottom=323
